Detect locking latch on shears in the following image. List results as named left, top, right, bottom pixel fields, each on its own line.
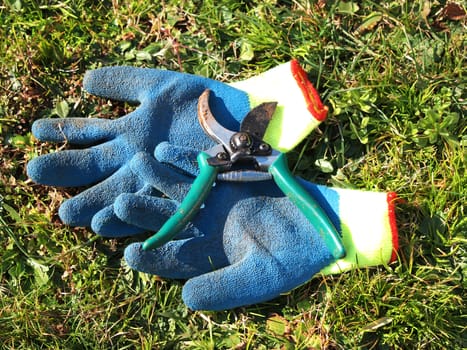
left=143, top=89, right=346, bottom=261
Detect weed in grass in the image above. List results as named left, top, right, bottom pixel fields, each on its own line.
left=1, top=0, right=466, bottom=349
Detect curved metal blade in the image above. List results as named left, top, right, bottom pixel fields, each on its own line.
left=240, top=101, right=277, bottom=140
left=197, top=89, right=236, bottom=153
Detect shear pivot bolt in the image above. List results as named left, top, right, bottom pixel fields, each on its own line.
left=231, top=132, right=252, bottom=150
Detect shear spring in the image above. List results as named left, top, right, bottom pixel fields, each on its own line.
left=217, top=170, right=272, bottom=182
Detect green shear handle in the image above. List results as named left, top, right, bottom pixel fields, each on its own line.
left=143, top=152, right=345, bottom=260
left=269, top=153, right=345, bottom=259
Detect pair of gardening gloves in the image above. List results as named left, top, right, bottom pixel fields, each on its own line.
left=27, top=60, right=398, bottom=311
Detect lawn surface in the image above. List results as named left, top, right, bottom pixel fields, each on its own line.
left=0, top=1, right=465, bottom=349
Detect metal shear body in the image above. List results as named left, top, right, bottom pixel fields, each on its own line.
left=143, top=89, right=346, bottom=260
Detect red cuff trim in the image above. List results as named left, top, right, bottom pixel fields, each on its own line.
left=387, top=192, right=399, bottom=262
left=290, top=59, right=328, bottom=121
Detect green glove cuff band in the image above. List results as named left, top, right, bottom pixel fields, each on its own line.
left=321, top=191, right=399, bottom=275
left=229, top=60, right=328, bottom=152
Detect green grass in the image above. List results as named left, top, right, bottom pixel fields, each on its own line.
left=1, top=0, right=465, bottom=348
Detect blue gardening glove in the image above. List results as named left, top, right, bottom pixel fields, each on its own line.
left=122, top=152, right=335, bottom=310
left=27, top=61, right=327, bottom=234
left=119, top=146, right=398, bottom=310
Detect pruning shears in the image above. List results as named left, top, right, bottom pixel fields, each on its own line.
left=143, top=89, right=346, bottom=260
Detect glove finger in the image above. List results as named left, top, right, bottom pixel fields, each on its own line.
left=114, top=193, right=177, bottom=231
left=124, top=237, right=228, bottom=280
left=83, top=66, right=166, bottom=103
left=90, top=184, right=156, bottom=237
left=129, top=152, right=192, bottom=202
left=27, top=140, right=126, bottom=187
left=113, top=193, right=200, bottom=240
left=58, top=165, right=144, bottom=226
left=90, top=205, right=142, bottom=237
left=31, top=118, right=114, bottom=144
left=155, top=142, right=200, bottom=177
